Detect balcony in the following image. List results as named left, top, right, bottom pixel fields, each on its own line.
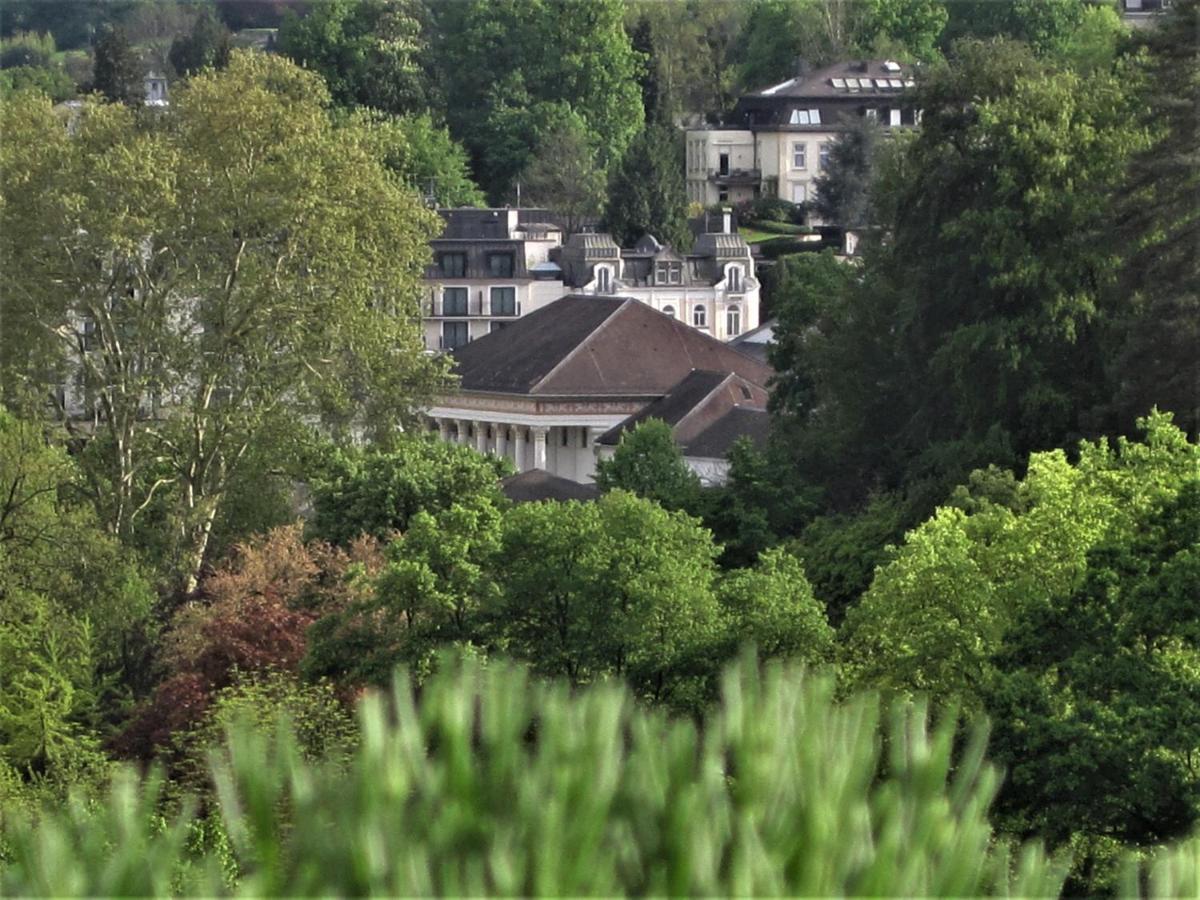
left=708, top=167, right=761, bottom=186
left=426, top=295, right=522, bottom=318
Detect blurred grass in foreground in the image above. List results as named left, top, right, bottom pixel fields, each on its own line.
left=3, top=654, right=1191, bottom=896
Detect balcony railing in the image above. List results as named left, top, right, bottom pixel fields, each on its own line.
left=426, top=296, right=522, bottom=318
left=708, top=167, right=761, bottom=185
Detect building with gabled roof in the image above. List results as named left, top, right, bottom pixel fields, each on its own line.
left=425, top=295, right=771, bottom=483
left=685, top=59, right=920, bottom=216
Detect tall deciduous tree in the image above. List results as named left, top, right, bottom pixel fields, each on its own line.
left=1108, top=0, right=1200, bottom=435
left=605, top=122, right=691, bottom=251
left=519, top=118, right=606, bottom=235
left=353, top=110, right=485, bottom=208
left=594, top=418, right=700, bottom=512
left=433, top=0, right=643, bottom=199
left=0, top=52, right=447, bottom=593
left=277, top=0, right=431, bottom=116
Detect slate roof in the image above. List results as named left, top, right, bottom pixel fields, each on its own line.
left=733, top=60, right=918, bottom=131
left=501, top=469, right=600, bottom=503
left=450, top=296, right=772, bottom=397
left=730, top=319, right=776, bottom=365
left=597, top=369, right=770, bottom=458
left=685, top=406, right=770, bottom=458
left=750, top=60, right=915, bottom=100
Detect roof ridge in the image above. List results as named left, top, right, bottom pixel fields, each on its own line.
left=528, top=297, right=630, bottom=393
left=671, top=372, right=736, bottom=435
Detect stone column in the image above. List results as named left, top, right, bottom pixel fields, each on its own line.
left=456, top=419, right=471, bottom=447
left=494, top=424, right=508, bottom=460
left=531, top=426, right=548, bottom=471
left=513, top=427, right=526, bottom=473
left=475, top=421, right=488, bottom=455
left=584, top=427, right=607, bottom=480
left=437, top=417, right=451, bottom=443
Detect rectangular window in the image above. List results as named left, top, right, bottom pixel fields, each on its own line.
left=791, top=183, right=807, bottom=204
left=792, top=143, right=806, bottom=169
left=669, top=264, right=682, bottom=285
left=865, top=108, right=878, bottom=121
left=726, top=307, right=741, bottom=337
left=490, top=286, right=517, bottom=316
left=889, top=108, right=902, bottom=127
left=442, top=287, right=468, bottom=316
left=442, top=321, right=468, bottom=350
left=819, top=143, right=832, bottom=171
left=581, top=428, right=588, bottom=448
left=439, top=252, right=467, bottom=277
left=486, top=252, right=515, bottom=278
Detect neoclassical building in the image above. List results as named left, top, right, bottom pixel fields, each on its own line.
left=425, top=294, right=772, bottom=483
left=421, top=208, right=760, bottom=351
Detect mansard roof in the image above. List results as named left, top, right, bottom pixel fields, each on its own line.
left=450, top=296, right=771, bottom=397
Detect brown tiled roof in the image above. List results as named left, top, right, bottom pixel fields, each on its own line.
left=450, top=296, right=772, bottom=397
left=501, top=469, right=600, bottom=503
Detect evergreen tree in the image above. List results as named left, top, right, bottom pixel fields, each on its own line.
left=91, top=25, right=141, bottom=105
left=604, top=122, right=691, bottom=251
left=519, top=118, right=606, bottom=235
left=167, top=5, right=231, bottom=78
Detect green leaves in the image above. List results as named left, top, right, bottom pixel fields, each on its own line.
left=0, top=656, right=1070, bottom=897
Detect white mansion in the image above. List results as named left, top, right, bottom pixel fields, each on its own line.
left=421, top=208, right=760, bottom=352
left=685, top=60, right=920, bottom=213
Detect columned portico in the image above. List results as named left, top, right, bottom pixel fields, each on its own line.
left=513, top=427, right=526, bottom=472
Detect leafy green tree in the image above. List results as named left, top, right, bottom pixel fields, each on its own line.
left=91, top=24, right=142, bottom=105
left=594, top=418, right=700, bottom=513
left=605, top=122, right=691, bottom=251
left=0, top=30, right=56, bottom=69
left=716, top=547, right=834, bottom=661
left=305, top=500, right=502, bottom=687
left=433, top=0, right=643, bottom=199
left=494, top=492, right=722, bottom=706
left=355, top=110, right=485, bottom=208
left=1, top=53, right=447, bottom=592
left=309, top=436, right=510, bottom=546
left=519, top=117, right=606, bottom=234
left=1107, top=0, right=1199, bottom=435
left=775, top=39, right=1147, bottom=513
left=0, top=64, right=75, bottom=101
left=842, top=411, right=1199, bottom=710
left=277, top=0, right=431, bottom=116
left=941, top=0, right=1087, bottom=58
left=858, top=0, right=947, bottom=61
left=167, top=4, right=231, bottom=77
left=985, top=479, right=1200, bottom=893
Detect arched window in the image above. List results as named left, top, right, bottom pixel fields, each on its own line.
left=662, top=305, right=676, bottom=318
left=596, top=266, right=611, bottom=293
left=726, top=305, right=741, bottom=337
left=693, top=305, right=707, bottom=328
left=727, top=266, right=742, bottom=292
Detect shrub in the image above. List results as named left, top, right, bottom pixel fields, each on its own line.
left=1, top=656, right=1070, bottom=896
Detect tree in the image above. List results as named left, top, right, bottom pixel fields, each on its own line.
left=91, top=24, right=142, bottom=105
left=0, top=407, right=154, bottom=783
left=277, top=0, right=431, bottom=116
left=594, top=419, right=700, bottom=513
left=716, top=547, right=834, bottom=661
left=308, top=436, right=510, bottom=546
left=772, top=39, right=1148, bottom=513
left=0, top=64, right=76, bottom=102
left=985, top=479, right=1200, bottom=893
left=841, top=411, right=1200, bottom=710
left=1107, top=0, right=1200, bottom=436
left=519, top=118, right=606, bottom=234
left=857, top=0, right=947, bottom=62
left=940, top=0, right=1086, bottom=57
left=811, top=116, right=884, bottom=227
left=604, top=122, right=691, bottom=251
left=1, top=53, right=448, bottom=593
left=493, top=492, right=722, bottom=707
left=355, top=111, right=485, bottom=208
left=433, top=0, right=643, bottom=199
left=167, top=5, right=231, bottom=78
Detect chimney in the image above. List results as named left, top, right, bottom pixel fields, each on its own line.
left=721, top=207, right=732, bottom=234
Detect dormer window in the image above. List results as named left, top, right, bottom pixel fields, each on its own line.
left=439, top=252, right=467, bottom=277
left=487, top=252, right=514, bottom=278
left=789, top=108, right=821, bottom=125
left=728, top=266, right=743, bottom=292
